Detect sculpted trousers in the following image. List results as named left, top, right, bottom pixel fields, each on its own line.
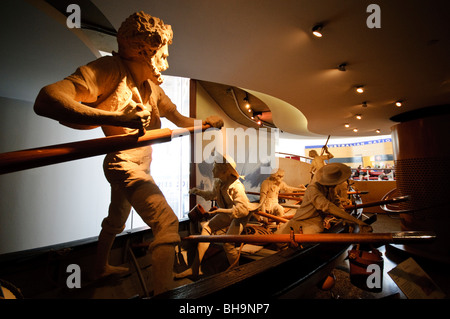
left=207, top=213, right=249, bottom=265
left=101, top=174, right=180, bottom=295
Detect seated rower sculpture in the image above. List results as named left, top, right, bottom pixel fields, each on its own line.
left=175, top=153, right=258, bottom=279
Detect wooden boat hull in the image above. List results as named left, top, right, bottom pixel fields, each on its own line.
left=157, top=232, right=350, bottom=299
left=0, top=221, right=351, bottom=299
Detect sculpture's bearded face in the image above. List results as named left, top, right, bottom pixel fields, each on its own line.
left=117, top=11, right=173, bottom=85
left=270, top=169, right=285, bottom=183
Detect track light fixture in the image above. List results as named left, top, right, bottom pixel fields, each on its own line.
left=338, top=63, right=347, bottom=71
left=244, top=93, right=250, bottom=109
left=312, top=24, right=323, bottom=37
left=362, top=101, right=367, bottom=107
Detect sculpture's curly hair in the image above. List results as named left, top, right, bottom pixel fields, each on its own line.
left=117, top=11, right=173, bottom=61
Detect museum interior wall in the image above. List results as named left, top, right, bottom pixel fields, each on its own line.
left=0, top=1, right=112, bottom=254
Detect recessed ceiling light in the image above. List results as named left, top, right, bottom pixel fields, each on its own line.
left=312, top=24, right=323, bottom=37
left=356, top=114, right=362, bottom=120
left=395, top=100, right=402, bottom=107
left=344, top=123, right=350, bottom=128
left=356, top=86, right=364, bottom=93
left=353, top=128, right=358, bottom=132
left=244, top=93, right=250, bottom=108
left=376, top=129, right=381, bottom=133
left=338, top=63, right=347, bottom=71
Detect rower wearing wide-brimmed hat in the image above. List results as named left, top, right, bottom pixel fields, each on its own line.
left=276, top=163, right=372, bottom=236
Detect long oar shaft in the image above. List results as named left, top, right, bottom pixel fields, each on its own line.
left=343, top=195, right=410, bottom=210
left=0, top=125, right=210, bottom=174
left=184, top=231, right=436, bottom=244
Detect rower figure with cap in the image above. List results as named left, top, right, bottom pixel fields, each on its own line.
left=175, top=153, right=258, bottom=279
left=276, top=163, right=372, bottom=237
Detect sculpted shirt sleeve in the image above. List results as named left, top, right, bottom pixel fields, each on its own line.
left=279, top=181, right=304, bottom=193
left=65, top=56, right=121, bottom=104
left=293, top=183, right=336, bottom=220
left=152, top=83, right=177, bottom=117
left=228, top=181, right=250, bottom=219
left=194, top=179, right=220, bottom=202
left=259, top=180, right=269, bottom=204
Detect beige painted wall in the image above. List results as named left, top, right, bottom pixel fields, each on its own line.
left=352, top=180, right=397, bottom=214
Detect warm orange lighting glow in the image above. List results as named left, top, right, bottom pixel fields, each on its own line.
left=313, top=30, right=323, bottom=37
left=356, top=114, right=362, bottom=120
left=376, top=129, right=381, bottom=133
left=344, top=123, right=350, bottom=128
left=312, top=24, right=323, bottom=37
left=395, top=101, right=402, bottom=107
left=353, top=128, right=358, bottom=132
left=356, top=86, right=364, bottom=93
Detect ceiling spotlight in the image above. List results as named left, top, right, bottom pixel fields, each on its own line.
left=356, top=114, right=362, bottom=120
left=376, top=129, right=381, bottom=134
left=312, top=24, right=323, bottom=37
left=356, top=86, right=364, bottom=93
left=395, top=100, right=402, bottom=107
left=344, top=123, right=350, bottom=128
left=257, top=120, right=262, bottom=126
left=244, top=93, right=250, bottom=109
left=248, top=108, right=252, bottom=113
left=338, top=63, right=347, bottom=71
left=353, top=128, right=358, bottom=132
left=362, top=101, right=367, bottom=107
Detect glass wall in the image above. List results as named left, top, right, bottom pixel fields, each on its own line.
left=129, top=75, right=191, bottom=229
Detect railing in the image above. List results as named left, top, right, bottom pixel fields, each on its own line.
left=351, top=168, right=396, bottom=181
left=276, top=151, right=312, bottom=163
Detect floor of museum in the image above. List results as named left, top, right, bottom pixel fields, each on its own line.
left=309, top=213, right=450, bottom=299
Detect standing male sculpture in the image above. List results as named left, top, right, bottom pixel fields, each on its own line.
left=34, top=11, right=223, bottom=295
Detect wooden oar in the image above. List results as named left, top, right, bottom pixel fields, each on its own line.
left=183, top=231, right=436, bottom=244
left=282, top=196, right=410, bottom=216
left=0, top=124, right=211, bottom=174
left=343, top=195, right=410, bottom=211
left=253, top=211, right=289, bottom=223
left=320, top=135, right=331, bottom=156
